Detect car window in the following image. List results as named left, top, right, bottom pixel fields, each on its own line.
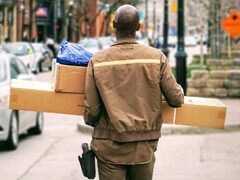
left=3, top=43, right=28, bottom=55
left=28, top=43, right=35, bottom=53
left=16, top=58, right=28, bottom=74
left=0, top=60, right=7, bottom=82
left=100, top=40, right=112, bottom=49
left=10, top=58, right=28, bottom=79
left=32, top=44, right=43, bottom=52
left=10, top=58, right=20, bottom=79
left=84, top=39, right=99, bottom=49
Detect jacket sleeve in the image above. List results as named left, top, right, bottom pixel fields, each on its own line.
left=160, top=53, right=184, bottom=108
left=83, top=60, right=102, bottom=127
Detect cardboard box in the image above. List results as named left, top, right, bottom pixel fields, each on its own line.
left=9, top=79, right=175, bottom=123
left=162, top=101, right=175, bottom=124
left=52, top=60, right=87, bottom=93
left=10, top=80, right=84, bottom=115
left=9, top=80, right=226, bottom=128
left=175, top=96, right=226, bottom=128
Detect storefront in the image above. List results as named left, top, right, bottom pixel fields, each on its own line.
left=0, top=0, right=14, bottom=43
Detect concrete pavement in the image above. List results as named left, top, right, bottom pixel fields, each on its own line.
left=77, top=98, right=240, bottom=179
left=154, top=132, right=240, bottom=180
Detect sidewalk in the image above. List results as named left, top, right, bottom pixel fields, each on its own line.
left=153, top=98, right=240, bottom=179
left=154, top=99, right=240, bottom=179
left=153, top=132, right=240, bottom=180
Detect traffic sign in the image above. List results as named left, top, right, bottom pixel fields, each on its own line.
left=221, top=10, right=240, bottom=39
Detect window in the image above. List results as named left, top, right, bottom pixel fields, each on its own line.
left=10, top=58, right=28, bottom=79
left=3, top=43, right=28, bottom=55
left=10, top=58, right=20, bottom=79
left=15, top=58, right=28, bottom=75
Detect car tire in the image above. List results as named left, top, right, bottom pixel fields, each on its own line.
left=5, top=112, right=19, bottom=150
left=33, top=66, right=39, bottom=74
left=28, top=112, right=44, bottom=135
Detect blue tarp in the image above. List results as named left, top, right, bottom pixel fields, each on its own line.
left=56, top=40, right=93, bottom=66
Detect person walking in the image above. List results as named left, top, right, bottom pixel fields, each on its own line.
left=84, top=4, right=184, bottom=180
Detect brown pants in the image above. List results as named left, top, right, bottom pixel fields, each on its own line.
left=97, top=155, right=155, bottom=180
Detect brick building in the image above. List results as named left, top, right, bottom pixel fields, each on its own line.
left=0, top=0, right=118, bottom=43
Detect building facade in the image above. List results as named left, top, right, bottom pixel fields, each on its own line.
left=0, top=0, right=106, bottom=44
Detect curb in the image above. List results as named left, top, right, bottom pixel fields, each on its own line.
left=161, top=124, right=240, bottom=135
left=77, top=121, right=240, bottom=135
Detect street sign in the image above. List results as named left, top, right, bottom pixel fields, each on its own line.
left=35, top=7, right=48, bottom=17
left=221, top=10, right=240, bottom=39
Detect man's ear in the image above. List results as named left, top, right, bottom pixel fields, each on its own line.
left=113, top=20, right=116, bottom=29
left=136, top=23, right=140, bottom=31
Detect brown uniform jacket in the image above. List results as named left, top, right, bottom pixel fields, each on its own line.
left=84, top=38, right=184, bottom=143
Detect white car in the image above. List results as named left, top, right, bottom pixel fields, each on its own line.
left=81, top=38, right=101, bottom=54
left=2, top=42, right=41, bottom=74
left=31, top=43, right=53, bottom=72
left=0, top=53, right=44, bottom=150
left=185, top=36, right=197, bottom=47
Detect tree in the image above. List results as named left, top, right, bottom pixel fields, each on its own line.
left=186, top=0, right=240, bottom=59
left=76, top=0, right=141, bottom=37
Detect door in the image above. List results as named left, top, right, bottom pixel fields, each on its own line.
left=10, top=57, right=36, bottom=133
left=0, top=58, right=11, bottom=140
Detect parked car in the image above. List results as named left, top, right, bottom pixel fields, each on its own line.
left=78, top=37, right=89, bottom=47
left=79, top=37, right=114, bottom=54
left=80, top=38, right=101, bottom=54
left=185, top=36, right=197, bottom=47
left=31, top=43, right=53, bottom=72
left=2, top=42, right=41, bottom=74
left=0, top=53, right=44, bottom=150
left=98, top=36, right=115, bottom=49
left=157, top=36, right=177, bottom=48
left=0, top=45, right=3, bottom=52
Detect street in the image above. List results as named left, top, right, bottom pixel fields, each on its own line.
left=0, top=70, right=240, bottom=180
left=0, top=113, right=90, bottom=180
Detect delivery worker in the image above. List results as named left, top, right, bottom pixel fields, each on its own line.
left=84, top=4, right=184, bottom=180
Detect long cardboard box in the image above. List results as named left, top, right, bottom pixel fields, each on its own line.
left=9, top=80, right=226, bottom=128
left=175, top=97, right=226, bottom=128
left=52, top=60, right=87, bottom=93
left=9, top=79, right=174, bottom=123
left=10, top=80, right=84, bottom=115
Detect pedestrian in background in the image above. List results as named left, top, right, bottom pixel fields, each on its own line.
left=4, top=37, right=10, bottom=43
left=84, top=4, right=184, bottom=180
left=46, top=36, right=56, bottom=58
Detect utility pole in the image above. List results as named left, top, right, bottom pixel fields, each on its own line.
left=68, top=0, right=73, bottom=42
left=209, top=0, right=221, bottom=59
left=0, top=5, right=2, bottom=43
left=162, top=0, right=169, bottom=57
left=29, top=0, right=32, bottom=41
left=145, top=0, right=148, bottom=39
left=21, top=0, right=25, bottom=40
left=54, top=0, right=57, bottom=42
left=76, top=0, right=81, bottom=40
left=175, top=0, right=187, bottom=94
left=152, top=0, right=156, bottom=41
left=61, top=0, right=66, bottom=40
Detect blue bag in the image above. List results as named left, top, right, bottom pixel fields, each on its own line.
left=56, top=40, right=93, bottom=66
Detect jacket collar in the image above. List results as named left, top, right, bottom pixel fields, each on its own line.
left=112, top=38, right=137, bottom=46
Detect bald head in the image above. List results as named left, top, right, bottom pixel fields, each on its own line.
left=113, top=5, right=140, bottom=38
